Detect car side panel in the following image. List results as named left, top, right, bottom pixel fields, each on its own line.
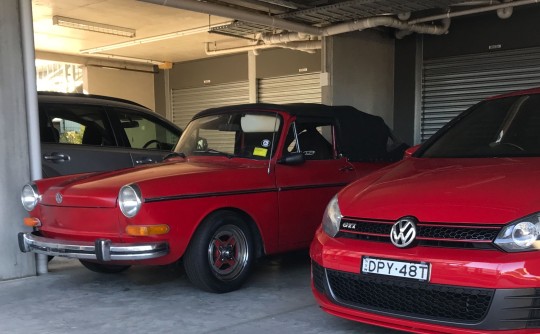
left=275, top=158, right=357, bottom=251
left=41, top=143, right=134, bottom=177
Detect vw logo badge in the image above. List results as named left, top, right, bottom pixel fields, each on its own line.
left=390, top=217, right=417, bottom=248
left=55, top=193, right=63, bottom=204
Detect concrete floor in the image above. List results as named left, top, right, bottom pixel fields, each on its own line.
left=0, top=251, right=402, bottom=334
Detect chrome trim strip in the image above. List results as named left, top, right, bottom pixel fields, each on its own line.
left=18, top=233, right=168, bottom=261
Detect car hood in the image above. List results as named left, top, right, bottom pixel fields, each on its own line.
left=40, top=158, right=272, bottom=208
left=338, top=157, right=540, bottom=225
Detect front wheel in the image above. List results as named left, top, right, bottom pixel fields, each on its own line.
left=79, top=260, right=131, bottom=274
left=184, top=211, right=254, bottom=293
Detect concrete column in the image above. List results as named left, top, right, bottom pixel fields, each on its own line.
left=323, top=30, right=395, bottom=126
left=0, top=0, right=36, bottom=279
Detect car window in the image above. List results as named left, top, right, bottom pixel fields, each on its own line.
left=421, top=95, right=540, bottom=158
left=284, top=118, right=335, bottom=160
left=40, top=104, right=115, bottom=147
left=114, top=109, right=180, bottom=151
left=176, top=112, right=282, bottom=159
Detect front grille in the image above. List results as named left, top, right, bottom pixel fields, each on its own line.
left=339, top=218, right=500, bottom=250
left=327, top=269, right=494, bottom=323
left=311, top=261, right=325, bottom=293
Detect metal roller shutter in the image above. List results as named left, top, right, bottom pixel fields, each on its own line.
left=171, top=81, right=249, bottom=152
left=421, top=47, right=540, bottom=141
left=171, top=81, right=249, bottom=129
left=258, top=72, right=321, bottom=104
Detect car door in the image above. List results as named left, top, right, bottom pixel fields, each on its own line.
left=274, top=117, right=357, bottom=251
left=108, top=108, right=181, bottom=166
left=40, top=103, right=134, bottom=178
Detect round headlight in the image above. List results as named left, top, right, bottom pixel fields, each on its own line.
left=118, top=184, right=142, bottom=218
left=322, top=195, right=342, bottom=238
left=21, top=183, right=40, bottom=211
left=511, top=222, right=538, bottom=248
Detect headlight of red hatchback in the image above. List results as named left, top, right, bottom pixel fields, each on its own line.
left=322, top=195, right=342, bottom=237
left=494, top=213, right=540, bottom=252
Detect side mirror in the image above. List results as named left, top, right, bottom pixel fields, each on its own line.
left=196, top=137, right=208, bottom=150
left=278, top=152, right=305, bottom=165
left=404, top=144, right=421, bottom=158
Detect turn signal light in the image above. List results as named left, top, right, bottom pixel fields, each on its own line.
left=126, top=224, right=170, bottom=236
left=24, top=217, right=41, bottom=227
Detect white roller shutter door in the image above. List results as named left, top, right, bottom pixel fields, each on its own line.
left=421, top=47, right=540, bottom=141
left=171, top=81, right=249, bottom=129
left=258, top=72, right=321, bottom=104
left=171, top=81, right=249, bottom=152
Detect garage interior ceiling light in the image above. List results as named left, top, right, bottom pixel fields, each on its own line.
left=80, top=21, right=232, bottom=54
left=53, top=16, right=136, bottom=38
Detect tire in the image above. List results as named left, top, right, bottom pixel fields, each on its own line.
left=184, top=211, right=254, bottom=293
left=79, top=260, right=131, bottom=274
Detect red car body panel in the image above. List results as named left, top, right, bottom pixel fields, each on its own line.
left=338, top=157, right=540, bottom=224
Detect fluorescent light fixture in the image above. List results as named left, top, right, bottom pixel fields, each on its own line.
left=88, top=53, right=164, bottom=66
left=80, top=21, right=232, bottom=54
left=53, top=16, right=135, bottom=38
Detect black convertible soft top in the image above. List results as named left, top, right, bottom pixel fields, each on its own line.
left=193, top=103, right=406, bottom=162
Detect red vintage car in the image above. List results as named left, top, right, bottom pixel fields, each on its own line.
left=311, top=88, right=540, bottom=333
left=19, top=103, right=405, bottom=293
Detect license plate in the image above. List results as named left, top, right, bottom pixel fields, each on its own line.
left=361, top=256, right=430, bottom=282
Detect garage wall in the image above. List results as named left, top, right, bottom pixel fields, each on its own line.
left=394, top=5, right=540, bottom=145
left=256, top=49, right=321, bottom=78
left=325, top=30, right=395, bottom=127
left=83, top=66, right=156, bottom=111
left=169, top=53, right=248, bottom=89
left=0, top=0, right=36, bottom=279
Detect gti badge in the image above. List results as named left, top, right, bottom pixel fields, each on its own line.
left=390, top=217, right=417, bottom=248
left=55, top=192, right=63, bottom=204
left=342, top=222, right=357, bottom=230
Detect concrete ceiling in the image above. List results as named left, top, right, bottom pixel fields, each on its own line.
left=31, top=0, right=534, bottom=66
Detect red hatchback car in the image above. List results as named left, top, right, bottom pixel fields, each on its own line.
left=311, top=88, right=540, bottom=333
left=19, top=103, right=405, bottom=293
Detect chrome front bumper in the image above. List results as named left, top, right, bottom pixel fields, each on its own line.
left=18, top=232, right=169, bottom=261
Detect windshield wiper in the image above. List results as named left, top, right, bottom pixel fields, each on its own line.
left=163, top=152, right=186, bottom=160
left=194, top=149, right=234, bottom=159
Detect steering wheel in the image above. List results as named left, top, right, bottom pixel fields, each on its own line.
left=142, top=139, right=161, bottom=149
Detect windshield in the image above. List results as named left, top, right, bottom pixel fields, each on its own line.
left=421, top=94, right=540, bottom=158
left=175, top=112, right=282, bottom=159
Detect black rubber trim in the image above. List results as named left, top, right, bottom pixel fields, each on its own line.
left=144, top=182, right=347, bottom=203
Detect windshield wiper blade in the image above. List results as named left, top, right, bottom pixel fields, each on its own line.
left=163, top=152, right=186, bottom=160
left=195, top=149, right=234, bottom=159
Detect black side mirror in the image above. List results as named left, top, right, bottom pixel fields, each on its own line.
left=278, top=152, right=305, bottom=165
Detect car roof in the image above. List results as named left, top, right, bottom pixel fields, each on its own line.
left=194, top=102, right=379, bottom=119
left=38, top=91, right=149, bottom=110
left=193, top=103, right=394, bottom=162
left=37, top=91, right=182, bottom=133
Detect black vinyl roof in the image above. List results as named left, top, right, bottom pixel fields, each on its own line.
left=194, top=103, right=401, bottom=162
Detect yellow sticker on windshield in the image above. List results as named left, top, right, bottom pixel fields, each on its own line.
left=253, top=147, right=268, bottom=157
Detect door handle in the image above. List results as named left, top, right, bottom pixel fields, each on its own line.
left=43, top=152, right=70, bottom=162
left=339, top=165, right=354, bottom=172
left=135, top=157, right=154, bottom=165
